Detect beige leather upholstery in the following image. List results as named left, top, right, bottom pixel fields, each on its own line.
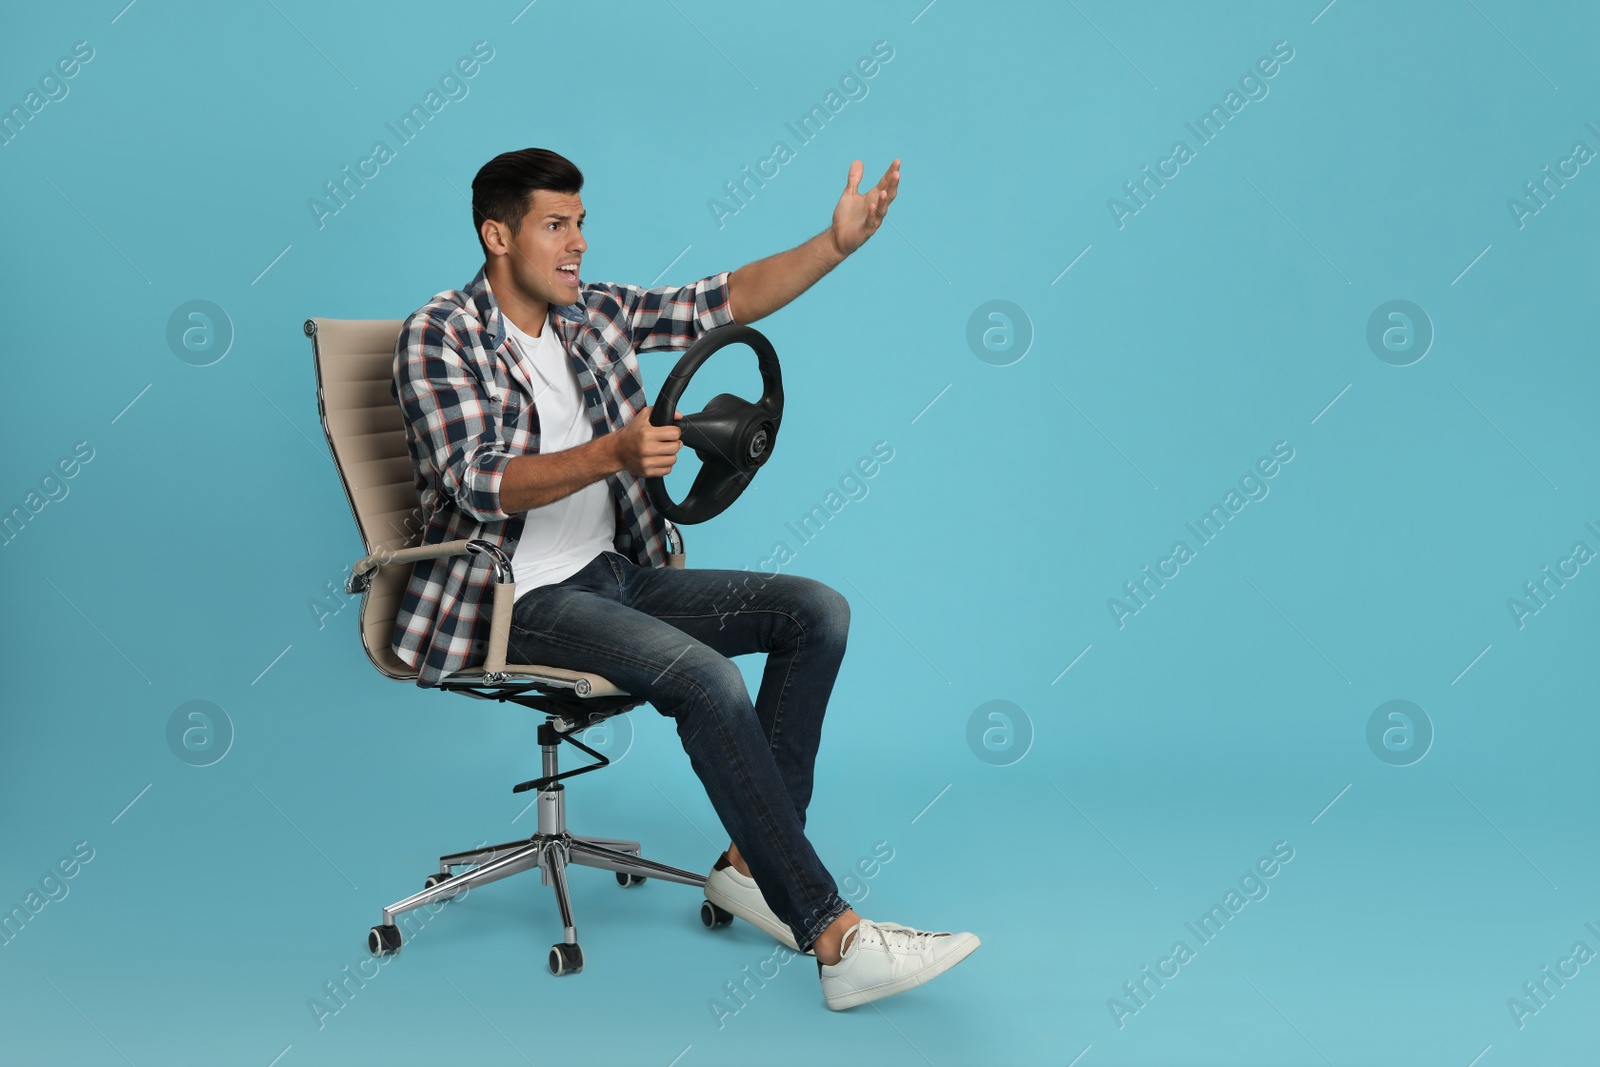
left=305, top=316, right=636, bottom=696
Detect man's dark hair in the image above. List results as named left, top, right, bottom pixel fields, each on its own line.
left=470, top=148, right=583, bottom=259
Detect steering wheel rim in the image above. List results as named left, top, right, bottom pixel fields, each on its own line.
left=644, top=324, right=783, bottom=525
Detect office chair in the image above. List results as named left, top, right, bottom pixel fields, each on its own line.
left=303, top=317, right=735, bottom=977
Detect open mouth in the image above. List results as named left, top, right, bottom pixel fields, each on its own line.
left=557, top=263, right=580, bottom=286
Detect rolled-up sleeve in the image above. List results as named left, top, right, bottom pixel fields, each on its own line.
left=393, top=313, right=513, bottom=523
left=596, top=270, right=736, bottom=352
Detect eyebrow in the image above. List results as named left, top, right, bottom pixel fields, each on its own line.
left=543, top=211, right=586, bottom=221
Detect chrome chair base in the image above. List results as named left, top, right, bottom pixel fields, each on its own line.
left=366, top=715, right=708, bottom=975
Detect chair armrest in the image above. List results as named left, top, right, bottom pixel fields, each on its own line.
left=666, top=520, right=685, bottom=569
left=345, top=538, right=511, bottom=593
left=348, top=535, right=670, bottom=693
left=484, top=577, right=518, bottom=676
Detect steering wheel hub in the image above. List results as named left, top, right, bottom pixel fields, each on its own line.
left=747, top=425, right=770, bottom=463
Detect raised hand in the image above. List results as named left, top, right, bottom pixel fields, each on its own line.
left=829, top=158, right=900, bottom=258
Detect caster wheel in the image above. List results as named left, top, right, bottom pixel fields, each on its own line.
left=700, top=900, right=734, bottom=929
left=424, top=872, right=454, bottom=894
left=616, top=871, right=646, bottom=887
left=368, top=924, right=401, bottom=955
left=548, top=942, right=584, bottom=976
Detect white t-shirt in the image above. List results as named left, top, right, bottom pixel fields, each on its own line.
left=502, top=314, right=617, bottom=601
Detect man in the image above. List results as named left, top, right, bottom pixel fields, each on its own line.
left=391, top=147, right=977, bottom=1010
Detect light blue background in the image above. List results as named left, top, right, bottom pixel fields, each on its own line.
left=2, top=1, right=1596, bottom=1065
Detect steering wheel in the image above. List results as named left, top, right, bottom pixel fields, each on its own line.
left=644, top=324, right=783, bottom=525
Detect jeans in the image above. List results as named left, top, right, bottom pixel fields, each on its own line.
left=506, top=550, right=852, bottom=952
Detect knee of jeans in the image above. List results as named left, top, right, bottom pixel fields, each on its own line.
left=800, top=580, right=851, bottom=647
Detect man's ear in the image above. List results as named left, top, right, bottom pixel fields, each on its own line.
left=481, top=219, right=505, bottom=256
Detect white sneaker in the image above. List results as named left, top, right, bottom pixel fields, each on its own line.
left=704, top=861, right=806, bottom=953
left=818, top=919, right=980, bottom=1011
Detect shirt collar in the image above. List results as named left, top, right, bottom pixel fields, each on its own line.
left=466, top=263, right=587, bottom=352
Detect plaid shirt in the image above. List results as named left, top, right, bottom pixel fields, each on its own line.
left=391, top=263, right=736, bottom=686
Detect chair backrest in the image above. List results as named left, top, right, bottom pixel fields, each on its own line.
left=304, top=317, right=419, bottom=680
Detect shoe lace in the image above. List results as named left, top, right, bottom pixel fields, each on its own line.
left=863, top=920, right=945, bottom=954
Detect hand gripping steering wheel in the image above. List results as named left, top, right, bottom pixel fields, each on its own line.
left=644, top=324, right=783, bottom=525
